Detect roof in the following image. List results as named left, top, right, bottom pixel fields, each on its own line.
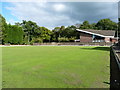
left=76, top=29, right=115, bottom=38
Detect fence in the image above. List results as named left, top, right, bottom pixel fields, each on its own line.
left=110, top=46, right=120, bottom=89
left=33, top=42, right=113, bottom=46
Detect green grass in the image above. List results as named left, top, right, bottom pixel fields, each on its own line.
left=2, top=46, right=110, bottom=88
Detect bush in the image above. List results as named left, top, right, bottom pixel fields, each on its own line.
left=31, top=37, right=43, bottom=43
left=69, top=37, right=76, bottom=42
left=58, top=37, right=69, bottom=42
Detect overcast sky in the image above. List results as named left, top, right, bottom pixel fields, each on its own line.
left=0, top=1, right=118, bottom=30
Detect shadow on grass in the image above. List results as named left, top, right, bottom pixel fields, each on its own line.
left=103, top=81, right=110, bottom=85
left=81, top=47, right=110, bottom=51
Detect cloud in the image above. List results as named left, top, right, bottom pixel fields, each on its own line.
left=53, top=4, right=66, bottom=12
left=4, top=2, right=118, bottom=30
left=1, top=0, right=119, bottom=2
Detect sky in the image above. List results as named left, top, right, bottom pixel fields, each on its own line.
left=0, top=0, right=119, bottom=30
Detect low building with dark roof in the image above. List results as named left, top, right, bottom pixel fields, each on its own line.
left=76, top=29, right=117, bottom=43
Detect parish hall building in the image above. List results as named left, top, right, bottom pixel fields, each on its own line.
left=76, top=29, right=117, bottom=43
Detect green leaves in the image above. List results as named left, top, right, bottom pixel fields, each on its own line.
left=96, top=19, right=117, bottom=30
left=0, top=14, right=118, bottom=45
left=52, top=25, right=78, bottom=42
left=79, top=19, right=117, bottom=30
left=39, top=27, right=52, bottom=42
left=80, top=21, right=92, bottom=29
left=20, top=20, right=52, bottom=43
left=4, top=24, right=24, bottom=44
left=0, top=14, right=7, bottom=43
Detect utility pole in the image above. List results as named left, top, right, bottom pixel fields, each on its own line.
left=117, top=24, right=118, bottom=43
left=117, top=23, right=119, bottom=43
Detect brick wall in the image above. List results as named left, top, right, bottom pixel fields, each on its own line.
left=111, top=39, right=117, bottom=43
left=105, top=37, right=110, bottom=42
left=80, top=33, right=92, bottom=42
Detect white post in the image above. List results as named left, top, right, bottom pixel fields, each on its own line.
left=117, top=24, right=119, bottom=43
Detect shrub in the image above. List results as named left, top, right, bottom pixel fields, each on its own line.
left=58, top=37, right=69, bottom=42
left=31, top=37, right=43, bottom=43
left=69, top=37, right=76, bottom=42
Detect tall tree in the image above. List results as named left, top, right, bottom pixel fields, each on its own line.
left=39, top=27, right=52, bottom=42
left=90, top=23, right=98, bottom=30
left=52, top=27, right=61, bottom=42
left=80, top=21, right=91, bottom=29
left=59, top=26, right=65, bottom=38
left=20, top=20, right=39, bottom=44
left=4, top=24, right=24, bottom=44
left=0, top=14, right=7, bottom=44
left=96, top=18, right=117, bottom=30
left=63, top=25, right=79, bottom=38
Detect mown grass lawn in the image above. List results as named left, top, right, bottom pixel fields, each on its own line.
left=2, top=46, right=110, bottom=88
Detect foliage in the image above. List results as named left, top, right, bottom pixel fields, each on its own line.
left=80, top=21, right=91, bottom=29
left=31, top=37, right=43, bottom=43
left=58, top=37, right=76, bottom=42
left=52, top=25, right=79, bottom=42
left=4, top=24, right=24, bottom=44
left=52, top=27, right=61, bottom=42
left=69, top=37, right=76, bottom=42
left=39, top=27, right=52, bottom=42
left=19, top=20, right=39, bottom=43
left=58, top=37, right=69, bottom=42
left=19, top=20, right=52, bottom=43
left=0, top=14, right=7, bottom=44
left=96, top=18, right=117, bottom=30
left=0, top=14, right=118, bottom=45
left=63, top=25, right=78, bottom=38
left=79, top=19, right=117, bottom=30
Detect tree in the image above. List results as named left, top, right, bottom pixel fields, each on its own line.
left=90, top=23, right=98, bottom=30
left=20, top=20, right=39, bottom=44
left=4, top=24, right=24, bottom=44
left=80, top=21, right=91, bottom=29
left=52, top=25, right=78, bottom=42
left=96, top=18, right=117, bottom=30
left=2, top=13, right=118, bottom=44
left=39, top=27, right=52, bottom=42
left=0, top=14, right=7, bottom=44
left=59, top=26, right=65, bottom=38
left=19, top=21, right=52, bottom=44
left=63, top=25, right=78, bottom=38
left=52, top=27, right=61, bottom=42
